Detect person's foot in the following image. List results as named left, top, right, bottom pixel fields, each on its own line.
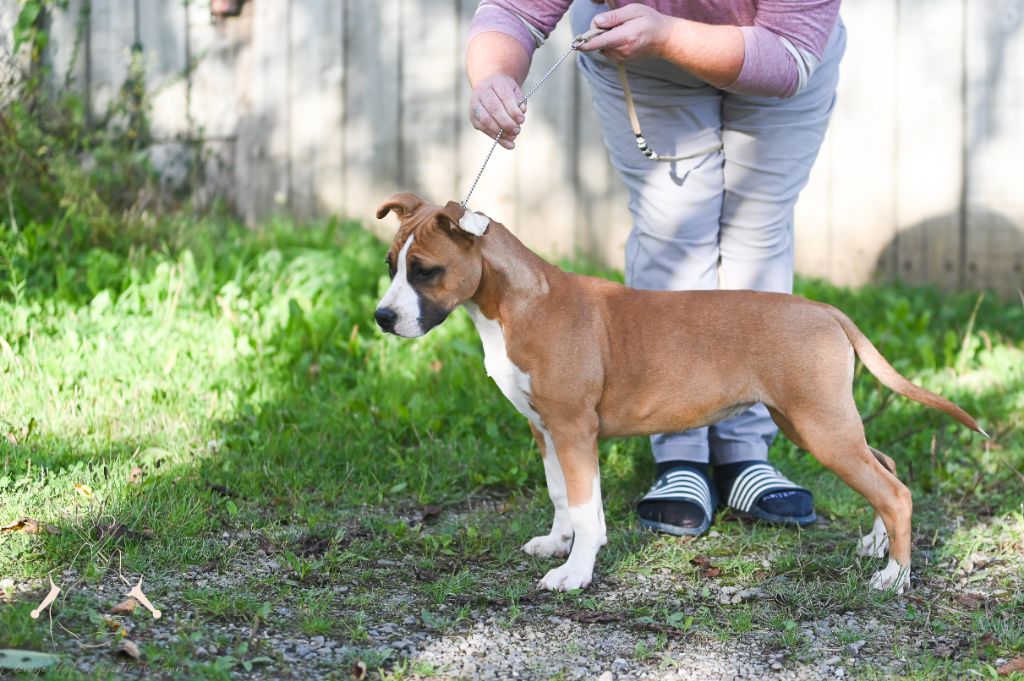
left=637, top=462, right=715, bottom=536
left=714, top=461, right=816, bottom=525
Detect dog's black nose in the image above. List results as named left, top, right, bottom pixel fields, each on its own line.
left=375, top=307, right=397, bottom=332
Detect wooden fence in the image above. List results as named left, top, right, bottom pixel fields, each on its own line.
left=2, top=0, right=1023, bottom=294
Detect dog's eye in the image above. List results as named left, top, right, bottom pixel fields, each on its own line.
left=411, top=263, right=444, bottom=281
left=386, top=258, right=396, bottom=279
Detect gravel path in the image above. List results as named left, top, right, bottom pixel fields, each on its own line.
left=5, top=517, right=1019, bottom=679
left=8, top=565, right=1009, bottom=680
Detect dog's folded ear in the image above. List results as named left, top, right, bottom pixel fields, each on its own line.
left=437, top=201, right=490, bottom=238
left=376, top=192, right=424, bottom=220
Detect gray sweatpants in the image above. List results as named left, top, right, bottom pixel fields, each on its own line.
left=571, top=3, right=846, bottom=466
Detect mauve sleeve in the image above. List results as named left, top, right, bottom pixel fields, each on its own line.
left=467, top=0, right=575, bottom=59
left=726, top=0, right=841, bottom=99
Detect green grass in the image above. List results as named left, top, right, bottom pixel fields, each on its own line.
left=0, top=215, right=1022, bottom=678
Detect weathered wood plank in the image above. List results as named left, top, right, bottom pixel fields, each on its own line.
left=188, top=0, right=249, bottom=139
left=236, top=0, right=290, bottom=223
left=343, top=0, right=401, bottom=232
left=43, top=0, right=88, bottom=96
left=87, top=0, right=136, bottom=120
left=138, top=0, right=189, bottom=140
left=0, top=0, right=20, bottom=109
left=964, top=0, right=1024, bottom=294
left=0, top=0, right=15, bottom=47
left=826, top=2, right=898, bottom=286
left=0, top=0, right=17, bottom=62
left=398, top=0, right=459, bottom=204
left=892, top=0, right=964, bottom=290
left=288, top=0, right=344, bottom=218
left=186, top=1, right=252, bottom=212
left=511, top=18, right=577, bottom=256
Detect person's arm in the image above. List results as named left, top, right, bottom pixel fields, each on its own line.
left=577, top=1, right=840, bottom=99
left=578, top=7, right=744, bottom=88
left=466, top=1, right=572, bottom=148
left=467, top=32, right=530, bottom=149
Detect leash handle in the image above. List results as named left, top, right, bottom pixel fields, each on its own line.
left=579, top=5, right=722, bottom=163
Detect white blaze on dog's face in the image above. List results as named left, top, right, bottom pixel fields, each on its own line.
left=374, top=193, right=487, bottom=338
left=377, top=234, right=421, bottom=337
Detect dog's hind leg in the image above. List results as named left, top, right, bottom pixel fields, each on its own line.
left=767, top=406, right=807, bottom=449
left=856, top=447, right=898, bottom=559
left=521, top=423, right=574, bottom=559
left=784, top=401, right=913, bottom=592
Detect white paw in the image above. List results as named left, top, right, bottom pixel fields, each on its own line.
left=522, top=533, right=573, bottom=558
left=538, top=562, right=592, bottom=591
left=869, top=558, right=910, bottom=593
left=857, top=531, right=889, bottom=558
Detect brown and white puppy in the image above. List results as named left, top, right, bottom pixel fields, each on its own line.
left=373, top=192, right=985, bottom=592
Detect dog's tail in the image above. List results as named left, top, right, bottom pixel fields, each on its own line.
left=826, top=306, right=987, bottom=436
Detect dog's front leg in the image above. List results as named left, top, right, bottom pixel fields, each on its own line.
left=522, top=424, right=574, bottom=558
left=536, top=419, right=606, bottom=591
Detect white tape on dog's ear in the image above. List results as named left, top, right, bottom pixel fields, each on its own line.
left=458, top=210, right=490, bottom=237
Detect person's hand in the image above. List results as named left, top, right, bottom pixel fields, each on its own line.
left=469, top=74, right=527, bottom=149
left=576, top=4, right=672, bottom=62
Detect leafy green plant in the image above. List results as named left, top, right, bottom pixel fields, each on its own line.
left=1, top=0, right=202, bottom=305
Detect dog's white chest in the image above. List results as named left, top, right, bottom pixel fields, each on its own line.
left=464, top=303, right=540, bottom=424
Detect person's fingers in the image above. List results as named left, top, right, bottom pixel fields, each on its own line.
left=471, top=99, right=501, bottom=137
left=592, top=4, right=643, bottom=29
left=470, top=93, right=516, bottom=148
left=576, top=25, right=626, bottom=53
left=517, top=86, right=528, bottom=115
left=492, top=79, right=526, bottom=125
left=479, top=87, right=521, bottom=139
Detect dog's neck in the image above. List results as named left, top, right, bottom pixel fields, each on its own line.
left=469, top=220, right=558, bottom=320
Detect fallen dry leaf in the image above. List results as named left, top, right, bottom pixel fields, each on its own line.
left=116, top=639, right=142, bottom=660
left=73, top=483, right=94, bottom=499
left=0, top=518, right=59, bottom=535
left=998, top=656, right=1024, bottom=676
left=109, top=597, right=140, bottom=615
left=127, top=466, right=144, bottom=485
left=690, top=556, right=721, bottom=578
left=2, top=518, right=33, bottom=534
